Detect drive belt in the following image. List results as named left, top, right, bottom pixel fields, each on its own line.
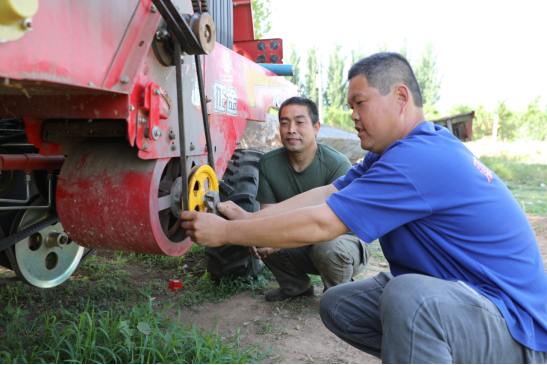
left=0, top=214, right=59, bottom=252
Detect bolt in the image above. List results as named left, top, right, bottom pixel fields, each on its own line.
left=120, top=75, right=130, bottom=84
left=171, top=145, right=177, bottom=151
left=228, top=159, right=234, bottom=164
left=129, top=105, right=135, bottom=111
left=23, top=19, right=33, bottom=30
left=190, top=143, right=195, bottom=151
left=143, top=144, right=149, bottom=150
left=204, top=30, right=210, bottom=38
left=236, top=141, right=241, bottom=145
left=150, top=4, right=158, bottom=13
left=169, top=131, right=176, bottom=139
left=139, top=118, right=146, bottom=124
left=154, top=88, right=161, bottom=95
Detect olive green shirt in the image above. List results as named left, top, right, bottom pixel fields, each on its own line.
left=257, top=143, right=352, bottom=204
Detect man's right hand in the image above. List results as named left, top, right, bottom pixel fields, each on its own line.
left=249, top=246, right=280, bottom=260
left=217, top=201, right=249, bottom=221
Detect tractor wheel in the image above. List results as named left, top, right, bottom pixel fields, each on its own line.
left=205, top=149, right=264, bottom=280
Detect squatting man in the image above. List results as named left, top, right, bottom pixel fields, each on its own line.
left=181, top=53, right=547, bottom=363
left=250, top=96, right=370, bottom=302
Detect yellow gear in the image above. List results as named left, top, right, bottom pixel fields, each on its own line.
left=187, top=165, right=219, bottom=212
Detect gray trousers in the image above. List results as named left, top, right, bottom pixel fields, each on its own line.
left=263, top=233, right=369, bottom=296
left=320, top=272, right=547, bottom=363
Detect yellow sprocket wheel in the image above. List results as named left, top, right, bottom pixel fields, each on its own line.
left=187, top=165, right=219, bottom=212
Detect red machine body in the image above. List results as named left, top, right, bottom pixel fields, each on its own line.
left=0, top=0, right=298, bottom=258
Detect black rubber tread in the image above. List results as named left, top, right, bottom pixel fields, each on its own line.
left=0, top=214, right=59, bottom=252
left=208, top=0, right=233, bottom=50
left=205, top=149, right=263, bottom=280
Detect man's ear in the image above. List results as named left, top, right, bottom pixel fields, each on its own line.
left=314, top=121, right=321, bottom=137
left=395, top=85, right=410, bottom=109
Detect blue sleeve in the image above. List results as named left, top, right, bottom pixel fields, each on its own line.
left=327, top=161, right=432, bottom=243
left=333, top=152, right=379, bottom=191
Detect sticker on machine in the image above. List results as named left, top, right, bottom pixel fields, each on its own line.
left=227, top=87, right=237, bottom=116
left=213, top=81, right=227, bottom=113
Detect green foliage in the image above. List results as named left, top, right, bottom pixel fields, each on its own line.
left=521, top=97, right=547, bottom=141
left=443, top=97, right=547, bottom=142
left=323, top=106, right=353, bottom=131
left=250, top=0, right=272, bottom=39
left=479, top=155, right=547, bottom=188
left=324, top=43, right=347, bottom=110
left=284, top=43, right=303, bottom=88
left=351, top=42, right=366, bottom=65
left=177, top=269, right=275, bottom=307
left=302, top=46, right=318, bottom=104
left=0, top=301, right=269, bottom=364
left=413, top=43, right=442, bottom=107
left=479, top=154, right=547, bottom=215
left=399, top=38, right=410, bottom=63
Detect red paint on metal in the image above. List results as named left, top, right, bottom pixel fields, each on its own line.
left=168, top=280, right=183, bottom=292
left=57, top=142, right=193, bottom=256
left=2, top=89, right=130, bottom=119
left=0, top=154, right=65, bottom=173
left=233, top=0, right=254, bottom=42
left=23, top=118, right=44, bottom=148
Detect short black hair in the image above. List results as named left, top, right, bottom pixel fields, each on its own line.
left=278, top=97, right=319, bottom=125
left=348, top=52, right=423, bottom=107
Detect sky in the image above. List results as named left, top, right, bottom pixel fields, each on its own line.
left=262, top=0, right=547, bottom=113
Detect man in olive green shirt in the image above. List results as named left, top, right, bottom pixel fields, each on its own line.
left=250, top=96, right=370, bottom=302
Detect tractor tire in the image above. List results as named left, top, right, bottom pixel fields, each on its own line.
left=209, top=0, right=233, bottom=50
left=205, top=149, right=264, bottom=280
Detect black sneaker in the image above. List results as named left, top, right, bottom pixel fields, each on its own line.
left=265, top=285, right=315, bottom=302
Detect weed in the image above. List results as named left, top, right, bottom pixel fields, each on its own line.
left=0, top=300, right=270, bottom=364
left=177, top=269, right=274, bottom=307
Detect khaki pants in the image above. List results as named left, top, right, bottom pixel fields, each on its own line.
left=262, top=233, right=370, bottom=296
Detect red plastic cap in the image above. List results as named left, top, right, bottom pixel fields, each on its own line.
left=168, top=280, right=183, bottom=292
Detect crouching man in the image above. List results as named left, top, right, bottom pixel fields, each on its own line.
left=250, top=96, right=370, bottom=302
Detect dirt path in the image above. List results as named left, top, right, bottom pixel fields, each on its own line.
left=166, top=292, right=378, bottom=364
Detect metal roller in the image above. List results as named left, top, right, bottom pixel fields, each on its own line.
left=56, top=141, right=193, bottom=256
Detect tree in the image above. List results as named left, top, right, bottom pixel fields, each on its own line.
left=399, top=38, right=410, bottom=63
left=377, top=42, right=388, bottom=52
left=521, top=97, right=547, bottom=141
left=284, top=43, right=302, bottom=89
left=324, top=43, right=346, bottom=109
left=251, top=0, right=271, bottom=39
left=351, top=41, right=366, bottom=65
left=302, top=46, right=318, bottom=104
left=413, top=43, right=442, bottom=106
left=494, top=101, right=520, bottom=141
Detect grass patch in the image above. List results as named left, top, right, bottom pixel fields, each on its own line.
left=480, top=155, right=547, bottom=188
left=0, top=300, right=270, bottom=364
left=479, top=155, right=547, bottom=216
left=510, top=188, right=547, bottom=215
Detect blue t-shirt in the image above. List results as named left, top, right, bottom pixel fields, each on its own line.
left=327, top=121, right=547, bottom=352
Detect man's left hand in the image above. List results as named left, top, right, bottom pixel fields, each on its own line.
left=180, top=211, right=227, bottom=247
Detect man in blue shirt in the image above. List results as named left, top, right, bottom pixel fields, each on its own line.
left=181, top=52, right=547, bottom=363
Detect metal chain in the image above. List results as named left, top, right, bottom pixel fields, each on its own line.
left=192, top=0, right=201, bottom=14
left=0, top=214, right=58, bottom=252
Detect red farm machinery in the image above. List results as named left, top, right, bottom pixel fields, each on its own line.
left=0, top=0, right=298, bottom=288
